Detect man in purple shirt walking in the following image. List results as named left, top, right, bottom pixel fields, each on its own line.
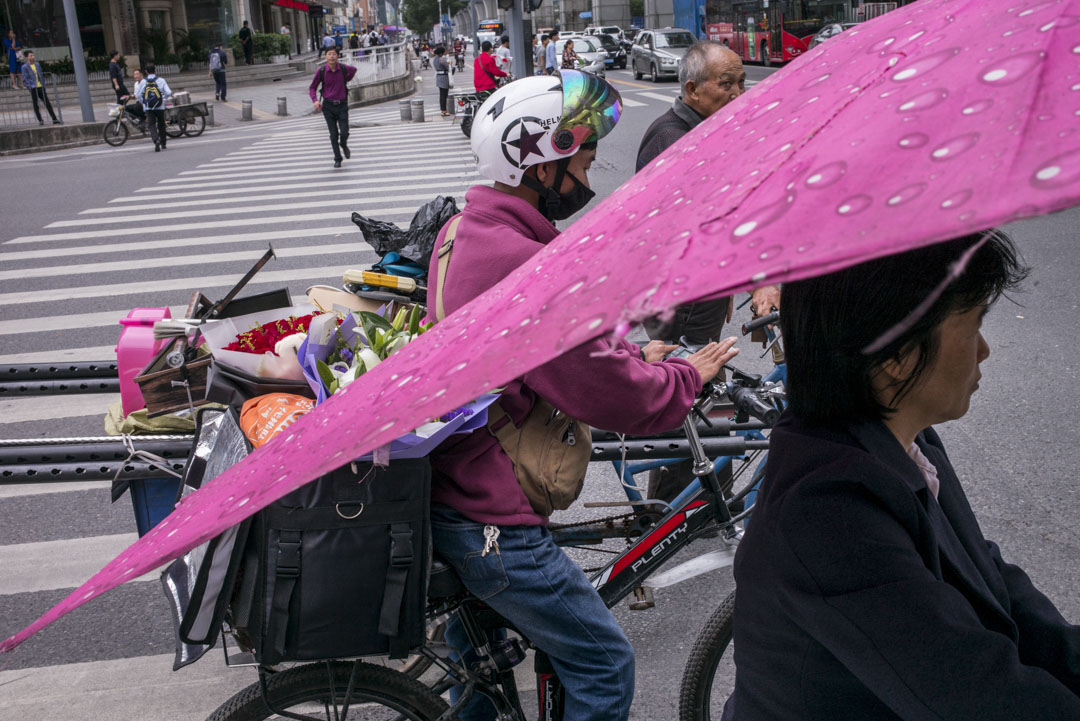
left=309, top=48, right=357, bottom=168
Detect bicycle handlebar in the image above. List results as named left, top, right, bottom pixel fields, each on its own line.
left=741, top=311, right=780, bottom=336
left=727, top=382, right=781, bottom=426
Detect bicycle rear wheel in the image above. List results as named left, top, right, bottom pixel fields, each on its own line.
left=678, top=590, right=736, bottom=721
left=102, top=120, right=128, bottom=146
left=205, top=660, right=448, bottom=721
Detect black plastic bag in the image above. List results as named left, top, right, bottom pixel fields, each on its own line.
left=351, top=195, right=459, bottom=268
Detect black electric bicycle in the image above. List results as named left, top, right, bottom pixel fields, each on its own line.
left=203, top=348, right=784, bottom=721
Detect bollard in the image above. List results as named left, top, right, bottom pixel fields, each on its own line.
left=277, top=96, right=287, bottom=116
left=241, top=100, right=253, bottom=121
left=206, top=102, right=215, bottom=126
left=410, top=98, right=425, bottom=123
left=399, top=98, right=412, bottom=122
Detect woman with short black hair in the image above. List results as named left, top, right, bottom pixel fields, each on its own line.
left=726, top=232, right=1080, bottom=720
left=433, top=45, right=451, bottom=117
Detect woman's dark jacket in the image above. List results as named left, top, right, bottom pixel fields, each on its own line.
left=726, top=413, right=1080, bottom=720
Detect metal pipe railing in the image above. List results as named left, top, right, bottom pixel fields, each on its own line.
left=0, top=72, right=64, bottom=128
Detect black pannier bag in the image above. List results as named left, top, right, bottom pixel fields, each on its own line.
left=163, top=409, right=432, bottom=668
left=228, top=456, right=431, bottom=663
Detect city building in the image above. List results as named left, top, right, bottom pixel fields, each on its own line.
left=1, top=0, right=347, bottom=70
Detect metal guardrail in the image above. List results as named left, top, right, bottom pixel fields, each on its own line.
left=1, top=361, right=118, bottom=397
left=0, top=435, right=192, bottom=484
left=0, top=72, right=64, bottom=128
left=326, top=42, right=411, bottom=88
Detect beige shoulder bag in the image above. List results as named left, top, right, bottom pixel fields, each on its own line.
left=434, top=216, right=592, bottom=516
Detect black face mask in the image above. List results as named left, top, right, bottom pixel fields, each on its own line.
left=523, top=159, right=596, bottom=222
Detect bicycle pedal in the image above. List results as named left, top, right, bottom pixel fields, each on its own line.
left=628, top=586, right=655, bottom=611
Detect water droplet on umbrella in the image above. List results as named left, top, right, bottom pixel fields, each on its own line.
left=940, top=189, right=973, bottom=209
left=898, top=132, right=930, bottom=149
left=886, top=182, right=928, bottom=206
left=711, top=192, right=796, bottom=242
left=897, top=88, right=949, bottom=112
left=1030, top=148, right=1080, bottom=188
left=804, top=161, right=847, bottom=188
left=978, top=50, right=1045, bottom=85
left=930, top=133, right=980, bottom=161
left=749, top=100, right=782, bottom=121
left=961, top=99, right=994, bottom=115
left=801, top=73, right=831, bottom=89
left=890, top=47, right=961, bottom=82
left=836, top=194, right=873, bottom=216
left=873, top=37, right=896, bottom=51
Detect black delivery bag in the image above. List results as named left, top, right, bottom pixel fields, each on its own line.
left=228, top=457, right=431, bottom=663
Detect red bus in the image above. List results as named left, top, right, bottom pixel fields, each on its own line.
left=705, top=1, right=863, bottom=65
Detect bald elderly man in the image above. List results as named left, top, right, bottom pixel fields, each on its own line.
left=637, top=40, right=779, bottom=344
left=637, top=41, right=781, bottom=503
left=637, top=41, right=746, bottom=170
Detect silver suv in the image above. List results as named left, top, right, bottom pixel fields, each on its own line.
left=630, top=28, right=695, bottom=82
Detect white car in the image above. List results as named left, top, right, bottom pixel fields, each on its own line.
left=585, top=25, right=623, bottom=40
left=555, top=37, right=607, bottom=77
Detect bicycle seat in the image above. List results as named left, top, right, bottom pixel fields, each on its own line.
left=428, top=556, right=467, bottom=600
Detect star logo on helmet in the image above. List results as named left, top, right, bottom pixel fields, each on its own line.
left=500, top=117, right=548, bottom=169
left=507, top=123, right=546, bottom=164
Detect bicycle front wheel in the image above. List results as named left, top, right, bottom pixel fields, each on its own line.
left=206, top=661, right=448, bottom=721
left=102, top=120, right=128, bottom=146
left=165, top=118, right=186, bottom=138
left=679, top=590, right=736, bottom=721
left=183, top=111, right=206, bottom=137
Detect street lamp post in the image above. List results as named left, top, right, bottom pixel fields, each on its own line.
left=61, top=0, right=94, bottom=121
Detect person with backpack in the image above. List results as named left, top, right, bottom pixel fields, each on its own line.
left=135, top=64, right=172, bottom=151
left=425, top=71, right=740, bottom=721
left=309, top=47, right=356, bottom=168
left=208, top=43, right=227, bottom=102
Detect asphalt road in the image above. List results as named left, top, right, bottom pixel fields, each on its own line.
left=0, top=60, right=1077, bottom=721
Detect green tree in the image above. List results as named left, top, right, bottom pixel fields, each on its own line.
left=629, top=0, right=644, bottom=18
left=402, top=0, right=467, bottom=36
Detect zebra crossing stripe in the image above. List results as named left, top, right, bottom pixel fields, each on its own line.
left=0, top=532, right=152, bottom=593
left=0, top=226, right=359, bottom=261
left=7, top=206, right=427, bottom=243
left=205, top=142, right=468, bottom=167
left=0, top=243, right=374, bottom=282
left=0, top=265, right=351, bottom=306
left=52, top=188, right=477, bottom=227
left=188, top=147, right=473, bottom=173
left=0, top=306, right=187, bottom=336
left=153, top=156, right=474, bottom=186
left=113, top=171, right=480, bottom=202
left=84, top=177, right=480, bottom=212
left=166, top=154, right=472, bottom=182
left=0, top=394, right=123, bottom=424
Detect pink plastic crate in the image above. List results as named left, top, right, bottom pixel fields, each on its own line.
left=116, top=308, right=172, bottom=417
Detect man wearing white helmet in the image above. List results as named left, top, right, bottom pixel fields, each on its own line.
left=426, top=71, right=739, bottom=720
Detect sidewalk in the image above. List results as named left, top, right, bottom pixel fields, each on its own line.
left=0, top=53, right=420, bottom=155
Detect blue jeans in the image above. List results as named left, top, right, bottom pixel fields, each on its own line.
left=431, top=505, right=634, bottom=721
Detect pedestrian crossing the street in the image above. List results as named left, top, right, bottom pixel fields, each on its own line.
left=0, top=112, right=483, bottom=719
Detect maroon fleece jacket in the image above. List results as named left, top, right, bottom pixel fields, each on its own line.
left=426, top=185, right=702, bottom=526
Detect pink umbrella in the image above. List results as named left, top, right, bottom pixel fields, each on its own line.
left=3, top=0, right=1079, bottom=653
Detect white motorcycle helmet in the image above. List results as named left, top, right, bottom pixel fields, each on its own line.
left=471, top=70, right=622, bottom=188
